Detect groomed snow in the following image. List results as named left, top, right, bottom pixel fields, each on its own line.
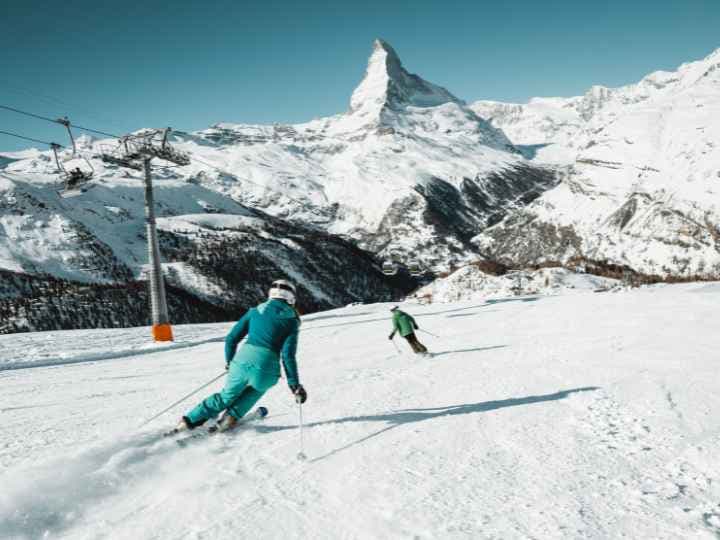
left=1, top=285, right=719, bottom=539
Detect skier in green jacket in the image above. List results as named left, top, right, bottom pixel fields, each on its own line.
left=388, top=306, right=428, bottom=354
left=174, top=279, right=307, bottom=433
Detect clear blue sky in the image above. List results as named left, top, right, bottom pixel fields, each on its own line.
left=1, top=0, right=718, bottom=151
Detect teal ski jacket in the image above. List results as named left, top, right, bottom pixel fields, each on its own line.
left=224, top=299, right=301, bottom=387
left=390, top=309, right=419, bottom=338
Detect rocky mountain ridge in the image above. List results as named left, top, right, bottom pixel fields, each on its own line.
left=470, top=47, right=720, bottom=278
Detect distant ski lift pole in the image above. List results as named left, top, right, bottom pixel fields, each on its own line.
left=141, top=156, right=173, bottom=342
left=506, top=270, right=524, bottom=295
left=97, top=127, right=189, bottom=342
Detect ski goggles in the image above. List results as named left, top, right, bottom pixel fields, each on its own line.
left=272, top=281, right=296, bottom=294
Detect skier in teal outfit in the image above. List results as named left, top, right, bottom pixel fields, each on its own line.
left=175, top=279, right=307, bottom=433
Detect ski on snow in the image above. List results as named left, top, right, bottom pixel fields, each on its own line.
left=165, top=406, right=269, bottom=445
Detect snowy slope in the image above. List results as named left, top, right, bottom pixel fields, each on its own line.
left=1, top=285, right=720, bottom=539
left=0, top=322, right=233, bottom=370
left=471, top=48, right=720, bottom=278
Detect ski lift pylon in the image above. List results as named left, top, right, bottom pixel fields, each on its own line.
left=99, top=137, right=144, bottom=170
left=99, top=128, right=190, bottom=169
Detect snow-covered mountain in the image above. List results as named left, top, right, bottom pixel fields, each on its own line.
left=171, top=39, right=555, bottom=268
left=0, top=39, right=557, bottom=332
left=471, top=48, right=720, bottom=278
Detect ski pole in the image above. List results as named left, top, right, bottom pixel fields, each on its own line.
left=139, top=371, right=226, bottom=428
left=418, top=329, right=441, bottom=339
left=390, top=338, right=402, bottom=355
left=296, top=397, right=307, bottom=460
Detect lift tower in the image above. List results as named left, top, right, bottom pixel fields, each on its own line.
left=100, top=128, right=190, bottom=341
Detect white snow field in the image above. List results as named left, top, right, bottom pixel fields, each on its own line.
left=1, top=284, right=719, bottom=539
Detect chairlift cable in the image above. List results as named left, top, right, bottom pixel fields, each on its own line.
left=0, top=129, right=61, bottom=147
left=0, top=105, right=119, bottom=138
left=67, top=123, right=119, bottom=139
left=0, top=79, right=128, bottom=131
left=0, top=104, right=58, bottom=124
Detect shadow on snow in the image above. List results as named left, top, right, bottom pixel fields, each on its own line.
left=259, top=386, right=599, bottom=463
left=430, top=345, right=508, bottom=357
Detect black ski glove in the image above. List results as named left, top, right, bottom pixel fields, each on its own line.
left=290, top=384, right=307, bottom=404
left=388, top=332, right=395, bottom=340
left=413, top=323, right=419, bottom=330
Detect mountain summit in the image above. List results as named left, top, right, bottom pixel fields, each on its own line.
left=349, top=39, right=461, bottom=118
left=331, top=39, right=515, bottom=153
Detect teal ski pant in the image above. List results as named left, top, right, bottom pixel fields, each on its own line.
left=185, top=345, right=280, bottom=425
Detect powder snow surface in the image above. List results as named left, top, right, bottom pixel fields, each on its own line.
left=1, top=285, right=719, bottom=539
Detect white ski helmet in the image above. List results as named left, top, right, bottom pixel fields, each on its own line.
left=268, top=279, right=296, bottom=305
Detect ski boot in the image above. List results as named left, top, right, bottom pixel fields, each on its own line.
left=211, top=411, right=238, bottom=433
left=165, top=416, right=193, bottom=437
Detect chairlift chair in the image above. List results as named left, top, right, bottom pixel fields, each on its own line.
left=407, top=259, right=423, bottom=277
left=382, top=260, right=398, bottom=276
left=50, top=143, right=95, bottom=198
left=60, top=161, right=95, bottom=197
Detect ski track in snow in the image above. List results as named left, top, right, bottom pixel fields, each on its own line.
left=1, top=285, right=720, bottom=539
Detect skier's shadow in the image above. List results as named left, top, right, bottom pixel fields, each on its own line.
left=444, top=312, right=485, bottom=318
left=305, top=311, right=375, bottom=322
left=259, top=386, right=599, bottom=463
left=430, top=345, right=507, bottom=357
left=486, top=297, right=539, bottom=304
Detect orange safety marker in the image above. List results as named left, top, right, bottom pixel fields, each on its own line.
left=152, top=323, right=174, bottom=342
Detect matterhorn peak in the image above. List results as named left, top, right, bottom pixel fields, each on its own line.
left=349, top=39, right=462, bottom=118
left=370, top=39, right=404, bottom=79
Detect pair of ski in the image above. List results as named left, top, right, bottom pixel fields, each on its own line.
left=164, top=406, right=269, bottom=446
